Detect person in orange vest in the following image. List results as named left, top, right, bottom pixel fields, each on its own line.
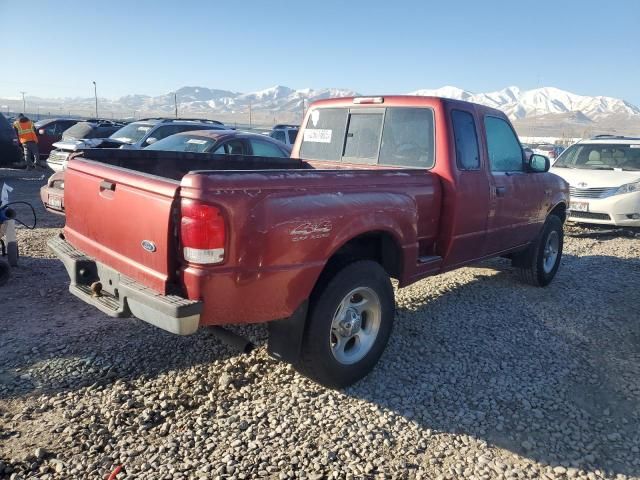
left=13, top=114, right=40, bottom=169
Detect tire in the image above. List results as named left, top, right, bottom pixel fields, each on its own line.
left=0, top=260, right=10, bottom=287
left=7, top=242, right=18, bottom=267
left=295, top=260, right=395, bottom=389
left=513, top=215, right=563, bottom=287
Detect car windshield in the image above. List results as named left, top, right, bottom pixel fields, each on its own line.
left=554, top=143, right=640, bottom=171
left=144, top=134, right=216, bottom=153
left=109, top=122, right=154, bottom=144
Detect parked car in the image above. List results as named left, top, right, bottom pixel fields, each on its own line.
left=46, top=120, right=127, bottom=172
left=61, top=119, right=126, bottom=141
left=41, top=130, right=291, bottom=214
left=49, top=95, right=567, bottom=389
left=146, top=129, right=292, bottom=156
left=111, top=118, right=227, bottom=149
left=46, top=118, right=227, bottom=173
left=33, top=118, right=79, bottom=159
left=532, top=143, right=565, bottom=161
left=550, top=135, right=640, bottom=227
left=0, top=112, right=22, bottom=167
left=521, top=143, right=534, bottom=160
left=268, top=124, right=298, bottom=146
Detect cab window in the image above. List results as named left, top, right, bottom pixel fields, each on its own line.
left=379, top=107, right=434, bottom=168
left=484, top=116, right=523, bottom=172
left=452, top=110, right=480, bottom=170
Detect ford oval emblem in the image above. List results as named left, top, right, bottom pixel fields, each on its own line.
left=141, top=240, right=156, bottom=253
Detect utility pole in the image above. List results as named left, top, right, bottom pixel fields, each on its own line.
left=133, top=110, right=137, bottom=120
left=174, top=93, right=178, bottom=118
left=20, top=91, right=26, bottom=113
left=92, top=81, right=98, bottom=118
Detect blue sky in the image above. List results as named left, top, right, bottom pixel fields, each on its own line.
left=1, top=0, right=639, bottom=104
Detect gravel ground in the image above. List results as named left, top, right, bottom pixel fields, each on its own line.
left=1, top=169, right=639, bottom=480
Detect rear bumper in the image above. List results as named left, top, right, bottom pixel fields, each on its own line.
left=48, top=234, right=202, bottom=335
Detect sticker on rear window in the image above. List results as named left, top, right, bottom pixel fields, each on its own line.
left=186, top=139, right=207, bottom=145
left=311, top=110, right=320, bottom=127
left=304, top=129, right=332, bottom=143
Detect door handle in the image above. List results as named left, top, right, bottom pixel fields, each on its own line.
left=99, top=180, right=116, bottom=192
left=495, top=186, right=507, bottom=197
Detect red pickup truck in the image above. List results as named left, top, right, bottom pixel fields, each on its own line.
left=49, top=95, right=568, bottom=388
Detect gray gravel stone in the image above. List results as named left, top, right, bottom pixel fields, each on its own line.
left=0, top=177, right=639, bottom=480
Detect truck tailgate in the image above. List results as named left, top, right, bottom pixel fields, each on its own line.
left=63, top=159, right=179, bottom=294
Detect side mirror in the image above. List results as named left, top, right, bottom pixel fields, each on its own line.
left=145, top=137, right=157, bottom=145
left=527, top=154, right=550, bottom=173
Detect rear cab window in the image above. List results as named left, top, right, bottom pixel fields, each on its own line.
left=299, top=106, right=435, bottom=168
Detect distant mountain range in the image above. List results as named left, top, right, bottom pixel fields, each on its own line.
left=2, top=85, right=639, bottom=135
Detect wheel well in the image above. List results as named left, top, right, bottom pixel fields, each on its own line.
left=549, top=203, right=567, bottom=223
left=314, top=232, right=402, bottom=296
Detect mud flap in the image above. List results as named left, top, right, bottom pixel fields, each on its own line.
left=267, top=301, right=308, bottom=364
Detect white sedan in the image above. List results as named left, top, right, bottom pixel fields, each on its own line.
left=550, top=136, right=640, bottom=227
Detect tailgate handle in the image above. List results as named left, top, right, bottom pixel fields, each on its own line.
left=99, top=180, right=116, bottom=192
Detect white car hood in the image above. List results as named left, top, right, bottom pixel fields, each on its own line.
left=52, top=138, right=127, bottom=151
left=550, top=167, right=640, bottom=188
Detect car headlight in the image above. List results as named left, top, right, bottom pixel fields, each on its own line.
left=52, top=180, right=64, bottom=190
left=615, top=181, right=640, bottom=195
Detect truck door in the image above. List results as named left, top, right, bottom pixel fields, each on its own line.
left=482, top=115, right=544, bottom=254
left=441, top=108, right=491, bottom=267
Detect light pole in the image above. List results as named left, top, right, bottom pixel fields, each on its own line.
left=174, top=92, right=178, bottom=118
left=20, top=91, right=26, bottom=113
left=92, top=81, right=98, bottom=118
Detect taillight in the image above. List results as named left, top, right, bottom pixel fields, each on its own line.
left=180, top=199, right=226, bottom=265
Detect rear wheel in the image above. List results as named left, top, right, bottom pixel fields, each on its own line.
left=513, top=215, right=563, bottom=287
left=295, top=260, right=395, bottom=389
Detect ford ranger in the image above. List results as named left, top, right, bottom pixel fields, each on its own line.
left=49, top=96, right=568, bottom=388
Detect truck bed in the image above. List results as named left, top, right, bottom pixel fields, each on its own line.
left=73, top=148, right=314, bottom=180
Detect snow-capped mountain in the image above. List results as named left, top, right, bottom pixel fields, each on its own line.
left=108, top=85, right=359, bottom=115
left=3, top=85, right=638, bottom=124
left=409, top=85, right=640, bottom=120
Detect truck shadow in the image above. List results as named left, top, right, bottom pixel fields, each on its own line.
left=348, top=253, right=640, bottom=478
left=0, top=255, right=256, bottom=401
